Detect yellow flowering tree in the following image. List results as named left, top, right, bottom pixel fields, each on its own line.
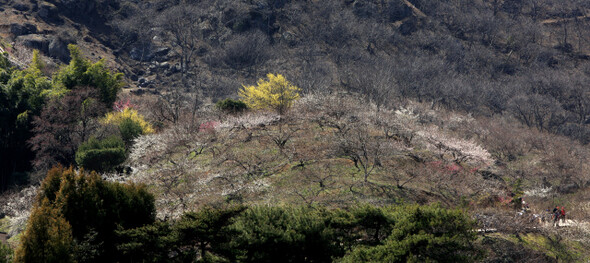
left=103, top=108, right=154, bottom=145
left=239, top=73, right=300, bottom=115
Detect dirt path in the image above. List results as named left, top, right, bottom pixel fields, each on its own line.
left=542, top=218, right=580, bottom=228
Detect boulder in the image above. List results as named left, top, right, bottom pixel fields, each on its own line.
left=387, top=1, right=413, bottom=22
left=169, top=63, right=181, bottom=73
left=154, top=47, right=170, bottom=57
left=480, top=170, right=502, bottom=181
left=57, top=0, right=96, bottom=16
left=37, top=2, right=61, bottom=23
left=16, top=34, right=50, bottom=53
left=159, top=62, right=170, bottom=70
left=131, top=89, right=146, bottom=95
left=10, top=23, right=38, bottom=36
left=129, top=46, right=154, bottom=62
left=13, top=3, right=30, bottom=12
left=399, top=18, right=418, bottom=36
left=48, top=37, right=71, bottom=62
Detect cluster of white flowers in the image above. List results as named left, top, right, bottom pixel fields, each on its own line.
left=220, top=177, right=270, bottom=196
left=218, top=112, right=280, bottom=130
left=418, top=127, right=493, bottom=165
left=128, top=133, right=168, bottom=165
left=524, top=186, right=552, bottom=198
left=1, top=185, right=38, bottom=237
left=445, top=113, right=474, bottom=130
left=394, top=107, right=419, bottom=121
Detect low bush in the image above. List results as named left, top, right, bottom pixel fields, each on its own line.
left=75, top=136, right=126, bottom=172
left=216, top=98, right=248, bottom=114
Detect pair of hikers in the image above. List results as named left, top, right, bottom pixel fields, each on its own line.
left=552, top=206, right=566, bottom=226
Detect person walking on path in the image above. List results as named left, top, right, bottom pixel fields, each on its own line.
left=553, top=207, right=561, bottom=227
left=561, top=207, right=566, bottom=223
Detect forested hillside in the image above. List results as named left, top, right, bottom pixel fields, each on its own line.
left=2, top=0, right=590, bottom=262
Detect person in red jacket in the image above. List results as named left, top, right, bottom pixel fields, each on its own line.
left=561, top=207, right=566, bottom=223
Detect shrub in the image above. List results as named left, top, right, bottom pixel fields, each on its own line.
left=0, top=242, right=13, bottom=263
left=75, top=136, right=126, bottom=173
left=103, top=108, right=154, bottom=147
left=103, top=108, right=154, bottom=135
left=104, top=204, right=483, bottom=262
left=115, top=221, right=175, bottom=263
left=339, top=204, right=482, bottom=263
left=227, top=206, right=338, bottom=263
left=216, top=98, right=248, bottom=114
left=17, top=166, right=155, bottom=262
left=239, top=73, right=300, bottom=115
left=173, top=205, right=246, bottom=261
left=119, top=117, right=144, bottom=146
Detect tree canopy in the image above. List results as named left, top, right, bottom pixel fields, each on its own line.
left=239, top=73, right=300, bottom=115
left=16, top=166, right=155, bottom=262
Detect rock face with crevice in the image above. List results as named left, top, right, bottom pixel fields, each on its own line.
left=16, top=34, right=50, bottom=52
left=48, top=36, right=71, bottom=62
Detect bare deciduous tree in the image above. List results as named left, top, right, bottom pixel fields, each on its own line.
left=509, top=94, right=569, bottom=132
left=157, top=4, right=203, bottom=74
left=337, top=122, right=385, bottom=183
left=223, top=30, right=271, bottom=75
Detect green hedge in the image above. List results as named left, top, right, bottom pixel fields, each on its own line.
left=75, top=136, right=126, bottom=172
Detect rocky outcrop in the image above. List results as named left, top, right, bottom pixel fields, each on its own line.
left=10, top=23, right=38, bottom=36
left=129, top=46, right=155, bottom=62
left=48, top=36, right=71, bottom=62
left=15, top=34, right=73, bottom=63
left=16, top=34, right=50, bottom=53
left=37, top=2, right=62, bottom=23
left=12, top=3, right=30, bottom=12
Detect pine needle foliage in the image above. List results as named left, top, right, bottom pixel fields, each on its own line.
left=239, top=73, right=300, bottom=115
left=338, top=204, right=481, bottom=263
left=16, top=166, right=155, bottom=262
left=14, top=198, right=75, bottom=263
